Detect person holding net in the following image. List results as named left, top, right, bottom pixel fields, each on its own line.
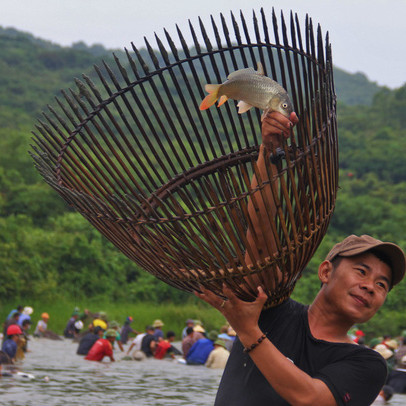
left=196, top=110, right=406, bottom=406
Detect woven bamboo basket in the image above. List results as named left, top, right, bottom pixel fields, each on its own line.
left=31, top=8, right=338, bottom=307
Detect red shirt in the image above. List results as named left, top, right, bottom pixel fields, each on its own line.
left=154, top=340, right=172, bottom=359
left=85, top=339, right=113, bottom=361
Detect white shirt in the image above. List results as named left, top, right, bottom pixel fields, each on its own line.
left=34, top=320, right=47, bottom=336
left=130, top=333, right=146, bottom=351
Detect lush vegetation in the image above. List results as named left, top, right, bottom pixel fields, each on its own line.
left=0, top=298, right=226, bottom=339
left=1, top=28, right=405, bottom=339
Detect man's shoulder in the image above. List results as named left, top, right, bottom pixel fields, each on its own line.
left=260, top=298, right=306, bottom=322
left=2, top=339, right=15, bottom=349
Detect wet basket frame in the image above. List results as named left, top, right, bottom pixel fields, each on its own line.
left=31, top=8, right=338, bottom=307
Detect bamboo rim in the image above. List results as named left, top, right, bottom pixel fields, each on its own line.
left=30, top=8, right=338, bottom=307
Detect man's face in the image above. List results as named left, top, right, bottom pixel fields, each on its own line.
left=323, top=253, right=391, bottom=324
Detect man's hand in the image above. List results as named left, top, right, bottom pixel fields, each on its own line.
left=262, top=111, right=299, bottom=151
left=195, top=284, right=268, bottom=338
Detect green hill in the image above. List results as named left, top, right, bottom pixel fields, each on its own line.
left=333, top=68, right=383, bottom=106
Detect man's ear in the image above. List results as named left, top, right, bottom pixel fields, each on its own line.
left=318, top=260, right=333, bottom=284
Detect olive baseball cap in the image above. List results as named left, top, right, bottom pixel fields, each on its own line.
left=325, top=234, right=406, bottom=287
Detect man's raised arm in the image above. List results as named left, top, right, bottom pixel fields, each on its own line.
left=244, top=111, right=298, bottom=267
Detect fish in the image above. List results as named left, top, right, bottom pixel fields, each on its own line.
left=199, top=62, right=293, bottom=120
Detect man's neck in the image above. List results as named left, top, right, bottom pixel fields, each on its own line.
left=307, top=295, right=354, bottom=344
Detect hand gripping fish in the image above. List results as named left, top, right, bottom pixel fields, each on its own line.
left=199, top=62, right=293, bottom=120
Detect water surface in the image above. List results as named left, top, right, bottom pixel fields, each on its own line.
left=0, top=338, right=222, bottom=405
left=1, top=338, right=405, bottom=405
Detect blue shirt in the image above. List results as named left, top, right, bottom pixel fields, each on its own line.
left=6, top=309, right=19, bottom=320
left=18, top=314, right=31, bottom=326
left=2, top=339, right=17, bottom=359
left=153, top=329, right=164, bottom=341
left=186, top=338, right=214, bottom=364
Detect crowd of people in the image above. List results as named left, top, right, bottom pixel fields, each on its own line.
left=350, top=329, right=406, bottom=403
left=0, top=306, right=233, bottom=371
left=73, top=313, right=233, bottom=368
left=2, top=304, right=406, bottom=403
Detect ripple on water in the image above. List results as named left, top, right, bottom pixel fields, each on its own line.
left=2, top=338, right=405, bottom=406
left=0, top=339, right=222, bottom=406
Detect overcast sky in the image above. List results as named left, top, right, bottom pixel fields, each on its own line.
left=1, top=0, right=405, bottom=88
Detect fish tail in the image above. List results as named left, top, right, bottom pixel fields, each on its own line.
left=199, top=84, right=221, bottom=110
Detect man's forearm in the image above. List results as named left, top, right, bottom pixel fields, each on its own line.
left=245, top=144, right=278, bottom=266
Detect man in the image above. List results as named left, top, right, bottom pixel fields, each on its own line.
left=34, top=312, right=49, bottom=337
left=181, top=319, right=195, bottom=340
left=3, top=311, right=20, bottom=341
left=387, top=334, right=406, bottom=393
left=103, top=321, right=124, bottom=352
left=140, top=325, right=156, bottom=357
left=16, top=319, right=31, bottom=361
left=120, top=316, right=138, bottom=345
left=2, top=325, right=22, bottom=363
left=85, top=329, right=116, bottom=362
left=186, top=330, right=218, bottom=365
left=126, top=330, right=147, bottom=356
left=77, top=326, right=104, bottom=356
left=182, top=327, right=195, bottom=359
left=152, top=319, right=164, bottom=342
left=154, top=331, right=178, bottom=359
left=6, top=305, right=23, bottom=321
left=18, top=306, right=33, bottom=327
left=64, top=311, right=79, bottom=338
left=196, top=111, right=406, bottom=405
left=205, top=339, right=230, bottom=369
left=92, top=311, right=108, bottom=331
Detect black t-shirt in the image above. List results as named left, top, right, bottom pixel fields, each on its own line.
left=77, top=333, right=99, bottom=355
left=141, top=334, right=155, bottom=357
left=215, top=299, right=387, bottom=406
left=64, top=318, right=76, bottom=338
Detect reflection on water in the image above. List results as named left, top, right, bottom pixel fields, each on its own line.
left=1, top=339, right=406, bottom=406
left=0, top=339, right=222, bottom=406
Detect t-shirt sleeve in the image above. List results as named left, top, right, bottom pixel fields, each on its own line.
left=314, top=349, right=387, bottom=406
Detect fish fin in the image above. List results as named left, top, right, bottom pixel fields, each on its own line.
left=237, top=101, right=254, bottom=114
left=217, top=95, right=228, bottom=107
left=227, top=67, right=256, bottom=80
left=261, top=107, right=271, bottom=122
left=199, top=84, right=221, bottom=110
left=256, top=61, right=265, bottom=76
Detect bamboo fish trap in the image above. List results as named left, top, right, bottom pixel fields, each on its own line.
left=31, top=8, right=338, bottom=307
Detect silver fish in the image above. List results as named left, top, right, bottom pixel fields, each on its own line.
left=200, top=62, right=293, bottom=120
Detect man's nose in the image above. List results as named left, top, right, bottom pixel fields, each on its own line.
left=360, top=279, right=375, bottom=294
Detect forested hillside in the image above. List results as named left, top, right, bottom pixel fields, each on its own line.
left=1, top=28, right=405, bottom=333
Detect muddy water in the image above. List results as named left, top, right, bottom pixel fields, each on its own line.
left=1, top=338, right=405, bottom=405
left=0, top=338, right=222, bottom=405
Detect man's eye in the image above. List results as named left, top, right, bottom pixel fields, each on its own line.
left=377, top=282, right=388, bottom=291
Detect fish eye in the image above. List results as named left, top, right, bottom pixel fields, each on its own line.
left=282, top=103, right=288, bottom=109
